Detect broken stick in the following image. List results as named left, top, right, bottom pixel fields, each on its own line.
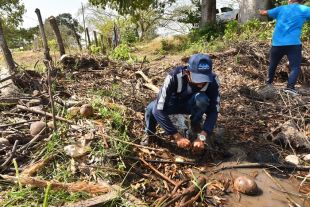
left=16, top=105, right=73, bottom=124
left=140, top=157, right=176, bottom=186
left=135, top=70, right=159, bottom=93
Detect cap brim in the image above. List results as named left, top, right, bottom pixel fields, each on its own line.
left=191, top=72, right=212, bottom=83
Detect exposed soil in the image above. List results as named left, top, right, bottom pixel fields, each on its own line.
left=0, top=41, right=309, bottom=206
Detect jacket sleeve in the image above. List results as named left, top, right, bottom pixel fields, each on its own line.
left=203, top=76, right=220, bottom=135
left=152, top=73, right=178, bottom=135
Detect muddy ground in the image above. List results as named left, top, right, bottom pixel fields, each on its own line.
left=0, top=41, right=309, bottom=206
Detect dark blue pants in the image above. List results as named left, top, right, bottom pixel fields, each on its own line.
left=267, top=45, right=302, bottom=89
left=145, top=93, right=210, bottom=135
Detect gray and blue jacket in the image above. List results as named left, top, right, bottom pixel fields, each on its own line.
left=152, top=66, right=220, bottom=135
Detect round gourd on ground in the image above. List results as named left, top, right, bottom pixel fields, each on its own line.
left=233, top=175, right=258, bottom=195
left=30, top=121, right=46, bottom=136
left=80, top=104, right=93, bottom=117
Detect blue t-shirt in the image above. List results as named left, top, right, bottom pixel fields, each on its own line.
left=268, top=4, right=310, bottom=46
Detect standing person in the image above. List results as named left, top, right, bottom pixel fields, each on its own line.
left=142, top=53, right=220, bottom=153
left=260, top=0, right=310, bottom=95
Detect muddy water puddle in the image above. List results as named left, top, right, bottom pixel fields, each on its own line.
left=212, top=165, right=309, bottom=207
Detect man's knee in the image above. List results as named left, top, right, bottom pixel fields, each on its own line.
left=194, top=93, right=210, bottom=110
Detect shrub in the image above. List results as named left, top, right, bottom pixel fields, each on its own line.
left=110, top=43, right=132, bottom=60
left=189, top=21, right=226, bottom=42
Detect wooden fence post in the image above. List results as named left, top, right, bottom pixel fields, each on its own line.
left=48, top=16, right=65, bottom=56
left=0, top=18, right=16, bottom=74
left=93, top=31, right=98, bottom=47
left=35, top=8, right=52, bottom=61
left=85, top=27, right=91, bottom=49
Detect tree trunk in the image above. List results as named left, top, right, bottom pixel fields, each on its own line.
left=93, top=31, right=98, bottom=47
left=85, top=27, right=91, bottom=49
left=72, top=26, right=82, bottom=51
left=35, top=8, right=52, bottom=61
left=48, top=16, right=65, bottom=56
left=0, top=18, right=16, bottom=74
left=201, top=0, right=216, bottom=27
left=239, top=0, right=271, bottom=23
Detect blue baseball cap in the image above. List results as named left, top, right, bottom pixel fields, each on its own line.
left=188, top=53, right=213, bottom=83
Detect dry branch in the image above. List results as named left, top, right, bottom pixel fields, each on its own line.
left=21, top=155, right=56, bottom=177
left=0, top=175, right=111, bottom=194
left=213, top=162, right=310, bottom=173
left=135, top=70, right=159, bottom=93
left=140, top=157, right=176, bottom=186
left=16, top=105, right=73, bottom=124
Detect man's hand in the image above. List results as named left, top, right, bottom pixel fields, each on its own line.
left=259, top=9, right=268, bottom=16
left=172, top=133, right=191, bottom=149
left=192, top=139, right=205, bottom=152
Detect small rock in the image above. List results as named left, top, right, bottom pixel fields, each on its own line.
left=303, top=154, right=310, bottom=162
left=80, top=104, right=93, bottom=118
left=30, top=121, right=46, bottom=136
left=67, top=107, right=80, bottom=117
left=234, top=175, right=258, bottom=195
left=285, top=155, right=300, bottom=165
left=0, top=138, right=10, bottom=146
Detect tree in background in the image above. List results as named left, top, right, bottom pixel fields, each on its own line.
left=201, top=0, right=216, bottom=26
left=88, top=0, right=176, bottom=41
left=4, top=26, right=39, bottom=49
left=88, top=0, right=175, bottom=15
left=0, top=0, right=26, bottom=48
left=55, top=13, right=83, bottom=50
left=0, top=0, right=25, bottom=27
left=239, top=0, right=272, bottom=23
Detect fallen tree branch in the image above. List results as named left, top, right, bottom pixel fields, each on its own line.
left=19, top=127, right=47, bottom=151
left=0, top=140, right=19, bottom=172
left=213, top=162, right=310, bottom=173
left=109, top=136, right=164, bottom=152
left=21, top=155, right=56, bottom=177
left=16, top=105, right=73, bottom=124
left=135, top=70, right=159, bottom=93
left=0, top=119, right=40, bottom=129
left=0, top=73, right=16, bottom=84
left=0, top=174, right=111, bottom=194
left=140, top=157, right=177, bottom=186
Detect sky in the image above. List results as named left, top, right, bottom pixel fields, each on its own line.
left=22, top=0, right=88, bottom=28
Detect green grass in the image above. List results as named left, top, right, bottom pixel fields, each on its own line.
left=0, top=186, right=90, bottom=207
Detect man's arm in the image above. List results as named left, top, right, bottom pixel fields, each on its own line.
left=202, top=76, right=220, bottom=135
left=152, top=74, right=178, bottom=135
left=153, top=72, right=191, bottom=148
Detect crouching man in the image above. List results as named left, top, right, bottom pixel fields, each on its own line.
left=143, top=53, right=220, bottom=153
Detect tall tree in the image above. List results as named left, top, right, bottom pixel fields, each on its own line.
left=201, top=0, right=216, bottom=26
left=88, top=0, right=175, bottom=15
left=0, top=0, right=25, bottom=27
left=55, top=13, right=83, bottom=50
left=239, top=0, right=271, bottom=23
